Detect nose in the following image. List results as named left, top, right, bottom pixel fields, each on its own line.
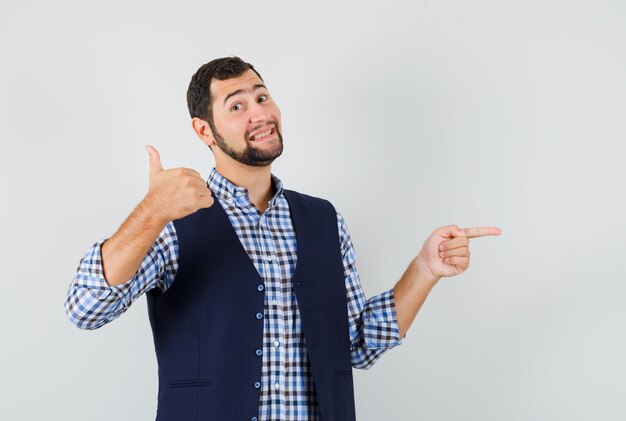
left=249, top=102, right=272, bottom=123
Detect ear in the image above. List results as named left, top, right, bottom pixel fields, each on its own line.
left=191, top=117, right=216, bottom=148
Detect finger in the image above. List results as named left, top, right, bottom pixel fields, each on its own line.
left=145, top=145, right=164, bottom=176
left=439, top=236, right=468, bottom=251
left=196, top=184, right=213, bottom=198
left=175, top=167, right=203, bottom=179
left=190, top=176, right=210, bottom=190
left=436, top=224, right=465, bottom=239
left=444, top=256, right=469, bottom=269
left=198, top=194, right=215, bottom=209
left=440, top=246, right=469, bottom=258
left=458, top=226, right=502, bottom=239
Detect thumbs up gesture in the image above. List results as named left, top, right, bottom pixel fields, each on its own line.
left=143, top=145, right=214, bottom=223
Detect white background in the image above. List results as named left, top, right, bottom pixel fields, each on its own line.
left=1, top=0, right=625, bottom=419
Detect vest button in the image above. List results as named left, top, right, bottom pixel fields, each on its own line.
left=255, top=349, right=263, bottom=356
left=254, top=381, right=261, bottom=389
left=256, top=312, right=263, bottom=320
left=257, top=284, right=264, bottom=291
left=252, top=418, right=258, bottom=421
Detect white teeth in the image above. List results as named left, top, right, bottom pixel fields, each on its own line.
left=252, top=129, right=272, bottom=140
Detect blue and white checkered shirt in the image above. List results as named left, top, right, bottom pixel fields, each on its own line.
left=65, top=167, right=403, bottom=420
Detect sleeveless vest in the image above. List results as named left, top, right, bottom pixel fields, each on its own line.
left=146, top=189, right=356, bottom=420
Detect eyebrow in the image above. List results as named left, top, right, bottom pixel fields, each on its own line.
left=223, top=84, right=267, bottom=106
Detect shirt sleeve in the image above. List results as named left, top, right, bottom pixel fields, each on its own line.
left=337, top=211, right=403, bottom=370
left=64, top=222, right=179, bottom=330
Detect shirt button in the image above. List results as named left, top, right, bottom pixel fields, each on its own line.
left=274, top=340, right=280, bottom=347
left=272, top=299, right=278, bottom=306
left=274, top=383, right=280, bottom=390
left=257, top=284, right=264, bottom=292
left=254, top=381, right=261, bottom=389
left=266, top=254, right=273, bottom=261
left=255, top=349, right=263, bottom=356
left=256, top=312, right=263, bottom=320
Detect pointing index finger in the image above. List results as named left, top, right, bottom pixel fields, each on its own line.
left=459, top=226, right=502, bottom=238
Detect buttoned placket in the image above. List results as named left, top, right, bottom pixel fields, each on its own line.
left=217, top=174, right=292, bottom=419
left=233, top=188, right=272, bottom=417
left=257, top=202, right=286, bottom=409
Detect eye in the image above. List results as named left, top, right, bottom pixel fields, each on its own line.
left=231, top=103, right=243, bottom=111
left=258, top=94, right=268, bottom=103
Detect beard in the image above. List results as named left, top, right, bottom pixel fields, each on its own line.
left=211, top=122, right=284, bottom=167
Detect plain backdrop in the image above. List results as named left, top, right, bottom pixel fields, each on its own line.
left=1, top=0, right=625, bottom=420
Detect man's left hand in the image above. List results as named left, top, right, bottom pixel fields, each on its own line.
left=415, top=225, right=502, bottom=281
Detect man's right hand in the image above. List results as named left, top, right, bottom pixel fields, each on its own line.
left=144, top=145, right=215, bottom=223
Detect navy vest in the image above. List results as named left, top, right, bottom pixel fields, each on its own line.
left=146, top=189, right=357, bottom=420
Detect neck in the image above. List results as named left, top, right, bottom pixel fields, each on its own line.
left=215, top=159, right=274, bottom=212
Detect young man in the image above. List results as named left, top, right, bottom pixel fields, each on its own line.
left=65, top=56, right=501, bottom=421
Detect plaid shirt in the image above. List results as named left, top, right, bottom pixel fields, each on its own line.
left=65, top=167, right=403, bottom=420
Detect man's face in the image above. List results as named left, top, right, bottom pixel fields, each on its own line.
left=208, top=69, right=283, bottom=167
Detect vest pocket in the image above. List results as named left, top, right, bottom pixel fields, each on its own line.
left=157, top=379, right=214, bottom=420
left=333, top=369, right=352, bottom=378
left=170, top=379, right=214, bottom=388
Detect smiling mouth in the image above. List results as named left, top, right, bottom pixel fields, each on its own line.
left=250, top=128, right=276, bottom=142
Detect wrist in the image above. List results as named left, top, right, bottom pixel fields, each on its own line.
left=138, top=194, right=170, bottom=227
left=411, top=255, right=441, bottom=286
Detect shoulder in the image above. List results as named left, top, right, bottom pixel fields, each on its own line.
left=282, top=189, right=347, bottom=224
left=283, top=189, right=344, bottom=233
left=283, top=188, right=337, bottom=212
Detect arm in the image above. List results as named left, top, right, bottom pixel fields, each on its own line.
left=100, top=199, right=169, bottom=286
left=102, top=145, right=213, bottom=286
left=64, top=145, right=214, bottom=329
left=64, top=223, right=178, bottom=330
left=337, top=212, right=403, bottom=370
left=393, top=258, right=439, bottom=339
left=340, top=215, right=502, bottom=366
left=394, top=224, right=503, bottom=338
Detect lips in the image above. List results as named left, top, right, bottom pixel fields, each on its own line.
left=249, top=127, right=276, bottom=142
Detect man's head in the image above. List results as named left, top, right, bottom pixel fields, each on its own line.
left=187, top=57, right=283, bottom=167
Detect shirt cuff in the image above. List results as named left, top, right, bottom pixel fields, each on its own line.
left=362, top=288, right=404, bottom=349
left=73, top=240, right=134, bottom=300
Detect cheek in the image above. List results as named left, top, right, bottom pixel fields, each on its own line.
left=271, top=103, right=282, bottom=121
left=220, top=118, right=247, bottom=135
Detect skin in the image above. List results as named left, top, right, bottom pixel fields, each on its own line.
left=190, top=69, right=284, bottom=212
left=393, top=225, right=501, bottom=337
left=100, top=69, right=502, bottom=341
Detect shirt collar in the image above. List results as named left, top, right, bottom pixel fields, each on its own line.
left=207, top=167, right=284, bottom=209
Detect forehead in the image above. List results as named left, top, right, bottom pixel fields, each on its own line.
left=210, top=69, right=265, bottom=103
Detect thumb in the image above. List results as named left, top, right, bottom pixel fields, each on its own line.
left=145, top=145, right=163, bottom=176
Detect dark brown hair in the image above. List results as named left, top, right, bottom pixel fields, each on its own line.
left=186, top=56, right=263, bottom=132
